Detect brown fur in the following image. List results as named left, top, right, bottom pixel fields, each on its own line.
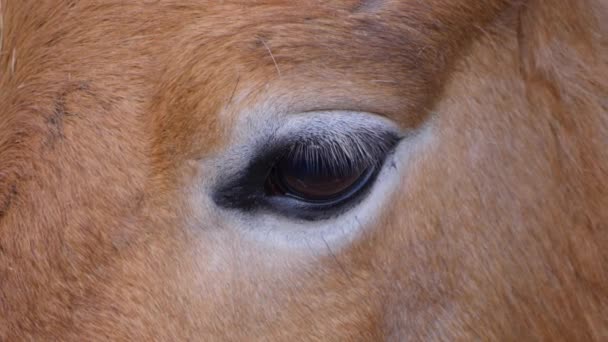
left=0, top=0, right=607, bottom=340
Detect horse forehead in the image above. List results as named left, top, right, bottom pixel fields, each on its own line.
left=0, top=0, right=509, bottom=219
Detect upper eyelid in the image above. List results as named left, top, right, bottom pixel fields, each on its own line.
left=266, top=112, right=402, bottom=154
left=215, top=111, right=405, bottom=181
left=279, top=130, right=401, bottom=173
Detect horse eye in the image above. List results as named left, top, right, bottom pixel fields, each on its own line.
left=265, top=151, right=376, bottom=205
left=212, top=116, right=401, bottom=221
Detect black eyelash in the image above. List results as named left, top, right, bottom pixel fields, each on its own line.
left=212, top=129, right=400, bottom=218
left=284, top=130, right=399, bottom=177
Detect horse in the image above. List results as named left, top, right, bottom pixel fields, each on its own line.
left=0, top=0, right=607, bottom=340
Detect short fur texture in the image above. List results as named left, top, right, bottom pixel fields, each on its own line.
left=0, top=0, right=607, bottom=340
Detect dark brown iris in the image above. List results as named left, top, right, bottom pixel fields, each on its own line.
left=267, top=153, right=371, bottom=203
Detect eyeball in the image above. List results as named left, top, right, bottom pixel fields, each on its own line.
left=265, top=145, right=376, bottom=206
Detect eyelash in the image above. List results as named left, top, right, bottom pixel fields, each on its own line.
left=281, top=132, right=398, bottom=177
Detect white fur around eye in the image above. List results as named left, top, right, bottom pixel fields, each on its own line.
left=188, top=111, right=435, bottom=253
